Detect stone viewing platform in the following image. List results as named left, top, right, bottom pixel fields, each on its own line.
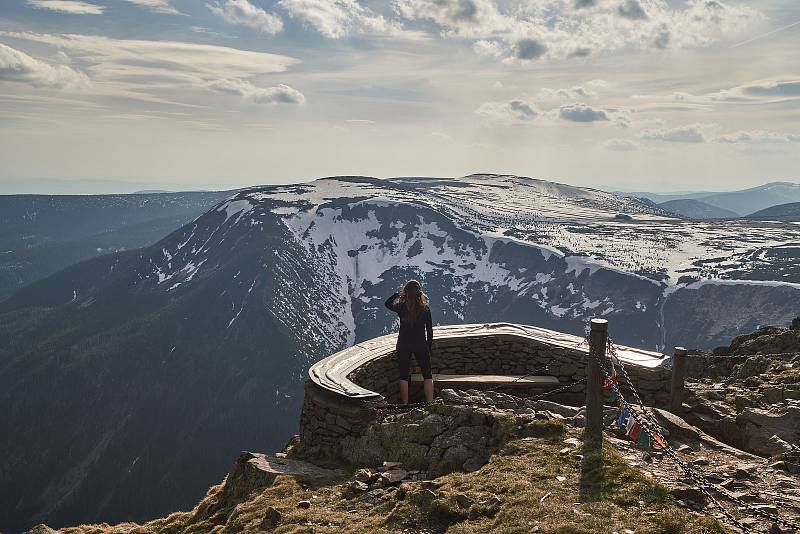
left=298, top=322, right=670, bottom=460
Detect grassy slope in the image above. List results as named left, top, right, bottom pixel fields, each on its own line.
left=57, top=423, right=727, bottom=534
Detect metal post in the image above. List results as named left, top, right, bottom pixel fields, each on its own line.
left=584, top=318, right=608, bottom=443
left=670, top=347, right=688, bottom=413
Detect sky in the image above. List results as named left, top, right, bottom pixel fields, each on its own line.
left=0, top=0, right=799, bottom=193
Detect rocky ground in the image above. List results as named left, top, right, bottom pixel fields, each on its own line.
left=681, top=324, right=800, bottom=458
left=28, top=399, right=725, bottom=534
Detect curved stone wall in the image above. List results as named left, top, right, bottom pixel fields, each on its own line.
left=298, top=322, right=670, bottom=460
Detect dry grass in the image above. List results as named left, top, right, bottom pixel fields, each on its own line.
left=60, top=421, right=728, bottom=534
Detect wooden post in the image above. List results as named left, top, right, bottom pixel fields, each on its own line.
left=584, top=318, right=608, bottom=443
left=670, top=347, right=688, bottom=413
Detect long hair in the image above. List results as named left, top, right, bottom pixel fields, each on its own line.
left=399, top=279, right=428, bottom=325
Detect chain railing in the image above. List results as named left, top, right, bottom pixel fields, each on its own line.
left=594, top=334, right=800, bottom=533
left=686, top=351, right=800, bottom=359
left=588, top=336, right=751, bottom=532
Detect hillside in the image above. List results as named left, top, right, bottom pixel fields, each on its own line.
left=658, top=199, right=739, bottom=219
left=33, top=417, right=728, bottom=534
left=747, top=201, right=800, bottom=221
left=0, top=192, right=233, bottom=299
left=29, top=322, right=800, bottom=534
left=2, top=174, right=800, bottom=533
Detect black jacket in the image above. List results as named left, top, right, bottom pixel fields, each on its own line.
left=385, top=293, right=433, bottom=350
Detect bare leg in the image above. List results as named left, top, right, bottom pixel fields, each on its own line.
left=399, top=379, right=409, bottom=404
left=423, top=379, right=434, bottom=403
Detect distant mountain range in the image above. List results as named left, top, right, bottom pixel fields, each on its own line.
left=619, top=181, right=800, bottom=218
left=658, top=199, right=739, bottom=219
left=747, top=202, right=800, bottom=222
left=2, top=175, right=800, bottom=533
left=0, top=192, right=233, bottom=299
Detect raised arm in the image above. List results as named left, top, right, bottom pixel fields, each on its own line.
left=385, top=292, right=401, bottom=313
left=425, top=308, right=433, bottom=351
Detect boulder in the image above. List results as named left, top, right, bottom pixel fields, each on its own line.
left=736, top=357, right=770, bottom=379
left=670, top=485, right=707, bottom=505
left=527, top=400, right=580, bottom=418
left=261, top=507, right=281, bottom=527
left=736, top=406, right=800, bottom=456
left=221, top=452, right=344, bottom=502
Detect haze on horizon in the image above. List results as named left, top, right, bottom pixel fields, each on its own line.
left=1, top=0, right=799, bottom=194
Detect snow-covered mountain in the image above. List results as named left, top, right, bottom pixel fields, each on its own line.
left=2, top=174, right=799, bottom=532
left=144, top=174, right=800, bottom=352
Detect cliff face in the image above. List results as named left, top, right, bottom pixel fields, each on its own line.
left=3, top=175, right=800, bottom=532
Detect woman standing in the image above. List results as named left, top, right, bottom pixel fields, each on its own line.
left=385, top=280, right=434, bottom=404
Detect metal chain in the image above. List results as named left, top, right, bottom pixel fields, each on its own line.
left=596, top=336, right=800, bottom=532
left=588, top=340, right=751, bottom=533
left=609, top=347, right=800, bottom=530
left=686, top=351, right=800, bottom=359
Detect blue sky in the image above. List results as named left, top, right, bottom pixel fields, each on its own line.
left=0, top=0, right=799, bottom=192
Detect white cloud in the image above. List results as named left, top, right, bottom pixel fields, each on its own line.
left=640, top=124, right=708, bottom=143
left=120, top=0, right=182, bottom=15
left=674, top=78, right=800, bottom=105
left=617, top=0, right=648, bottom=20
left=207, top=0, right=284, bottom=35
left=714, top=130, right=800, bottom=144
left=0, top=43, right=88, bottom=89
left=208, top=78, right=305, bottom=104
left=604, top=138, right=639, bottom=151
left=279, top=0, right=397, bottom=38
left=558, top=103, right=608, bottom=122
left=476, top=99, right=538, bottom=124
left=738, top=79, right=800, bottom=98
left=25, top=0, right=104, bottom=14
left=0, top=32, right=300, bottom=105
left=537, top=85, right=598, bottom=100
left=393, top=0, right=762, bottom=62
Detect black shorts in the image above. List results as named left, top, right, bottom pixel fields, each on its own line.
left=397, top=344, right=432, bottom=381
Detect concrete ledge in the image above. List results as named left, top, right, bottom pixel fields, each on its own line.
left=308, top=322, right=667, bottom=400
left=299, top=322, right=670, bottom=461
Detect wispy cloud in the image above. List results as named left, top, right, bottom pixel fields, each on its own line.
left=641, top=124, right=709, bottom=143
left=536, top=85, right=599, bottom=101
left=714, top=130, right=800, bottom=144
left=0, top=43, right=88, bottom=89
left=207, top=0, right=284, bottom=35
left=120, top=0, right=182, bottom=15
left=25, top=0, right=104, bottom=14
left=0, top=32, right=299, bottom=105
left=475, top=99, right=538, bottom=124
left=208, top=78, right=304, bottom=104
left=730, top=19, right=800, bottom=49
left=604, top=138, right=640, bottom=151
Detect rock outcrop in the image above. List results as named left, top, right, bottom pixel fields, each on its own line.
left=683, top=324, right=799, bottom=457
left=339, top=393, right=564, bottom=477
